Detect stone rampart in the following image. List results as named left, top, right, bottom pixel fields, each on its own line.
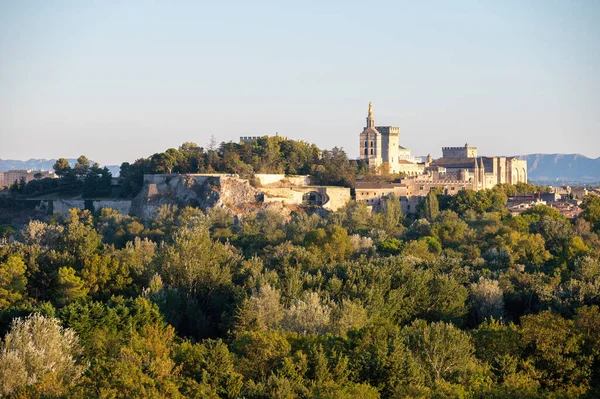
left=52, top=199, right=131, bottom=215
left=254, top=174, right=286, bottom=186
left=260, top=186, right=350, bottom=211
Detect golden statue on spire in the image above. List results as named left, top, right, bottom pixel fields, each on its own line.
left=368, top=102, right=373, bottom=117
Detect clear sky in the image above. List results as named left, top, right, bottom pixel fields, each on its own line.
left=1, top=0, right=599, bottom=165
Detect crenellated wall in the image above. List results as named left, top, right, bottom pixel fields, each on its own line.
left=442, top=145, right=478, bottom=158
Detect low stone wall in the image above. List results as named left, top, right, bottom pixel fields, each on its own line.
left=254, top=174, right=286, bottom=186
left=52, top=199, right=132, bottom=215
left=287, top=175, right=313, bottom=186
left=143, top=173, right=239, bottom=185
left=318, top=187, right=351, bottom=211
left=260, top=186, right=351, bottom=211
left=253, top=174, right=313, bottom=187
left=92, top=200, right=132, bottom=215
left=261, top=187, right=305, bottom=205
left=52, top=199, right=86, bottom=214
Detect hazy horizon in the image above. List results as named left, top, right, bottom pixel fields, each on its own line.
left=1, top=1, right=599, bottom=165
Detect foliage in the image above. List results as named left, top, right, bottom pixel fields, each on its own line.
left=118, top=138, right=359, bottom=197
left=0, top=313, right=86, bottom=397
left=0, top=181, right=599, bottom=397
left=0, top=256, right=27, bottom=309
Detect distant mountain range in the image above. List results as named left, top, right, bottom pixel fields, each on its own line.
left=515, top=154, right=600, bottom=184
left=0, top=159, right=120, bottom=177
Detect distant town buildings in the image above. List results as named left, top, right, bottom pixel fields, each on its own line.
left=0, top=170, right=56, bottom=188
left=505, top=190, right=586, bottom=219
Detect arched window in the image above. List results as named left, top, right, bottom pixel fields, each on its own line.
left=370, top=148, right=374, bottom=155
left=364, top=141, right=368, bottom=148
left=364, top=148, right=368, bottom=155
left=370, top=141, right=374, bottom=147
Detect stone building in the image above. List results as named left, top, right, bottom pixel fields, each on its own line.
left=0, top=170, right=56, bottom=188
left=430, top=148, right=528, bottom=188
left=442, top=144, right=478, bottom=159
left=359, top=102, right=401, bottom=173
left=356, top=104, right=528, bottom=214
left=240, top=133, right=287, bottom=144
left=359, top=103, right=432, bottom=176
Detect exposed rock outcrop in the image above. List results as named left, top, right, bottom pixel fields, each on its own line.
left=130, top=174, right=260, bottom=219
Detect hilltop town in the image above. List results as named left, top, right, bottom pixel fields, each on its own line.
left=1, top=103, right=594, bottom=224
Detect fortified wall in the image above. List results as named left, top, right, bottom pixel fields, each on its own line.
left=442, top=144, right=478, bottom=159
left=133, top=174, right=350, bottom=217
left=40, top=174, right=350, bottom=219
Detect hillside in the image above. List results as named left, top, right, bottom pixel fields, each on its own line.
left=0, top=158, right=120, bottom=176
left=516, top=153, right=600, bottom=183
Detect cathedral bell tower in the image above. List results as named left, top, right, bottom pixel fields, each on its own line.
left=366, top=102, right=375, bottom=128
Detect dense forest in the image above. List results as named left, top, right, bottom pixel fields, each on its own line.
left=1, top=180, right=600, bottom=398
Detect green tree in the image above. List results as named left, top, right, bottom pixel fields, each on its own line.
left=451, top=189, right=491, bottom=215
left=520, top=311, right=591, bottom=393
left=235, top=284, right=284, bottom=333
left=54, top=266, right=88, bottom=306
left=175, top=339, right=243, bottom=399
left=53, top=157, right=72, bottom=178
left=74, top=155, right=91, bottom=177
left=521, top=204, right=565, bottom=222
left=402, top=320, right=488, bottom=390
left=0, top=314, right=86, bottom=397
left=282, top=292, right=331, bottom=335
left=469, top=277, right=505, bottom=325
left=0, top=255, right=28, bottom=309
left=232, top=330, right=291, bottom=382
left=430, top=210, right=471, bottom=249
left=420, top=190, right=440, bottom=221
left=379, top=193, right=403, bottom=233
left=581, top=194, right=600, bottom=230
left=158, top=225, right=236, bottom=296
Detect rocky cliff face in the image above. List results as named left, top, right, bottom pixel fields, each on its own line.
left=130, top=174, right=260, bottom=219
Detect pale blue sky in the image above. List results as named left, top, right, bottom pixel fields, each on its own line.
left=1, top=0, right=599, bottom=165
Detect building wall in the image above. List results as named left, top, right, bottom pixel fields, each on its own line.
left=508, top=159, right=528, bottom=184
left=397, top=162, right=426, bottom=176
left=254, top=174, right=286, bottom=186
left=52, top=199, right=131, bottom=215
left=355, top=154, right=529, bottom=215
left=571, top=187, right=588, bottom=199
left=240, top=136, right=261, bottom=143
left=359, top=129, right=383, bottom=169
left=287, top=175, right=313, bottom=186
left=261, top=186, right=351, bottom=211
left=0, top=170, right=56, bottom=187
left=377, top=126, right=400, bottom=170
left=442, top=145, right=478, bottom=159
left=321, top=186, right=352, bottom=211
left=356, top=176, right=476, bottom=214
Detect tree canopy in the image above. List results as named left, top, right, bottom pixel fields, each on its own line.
left=1, top=182, right=600, bottom=398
